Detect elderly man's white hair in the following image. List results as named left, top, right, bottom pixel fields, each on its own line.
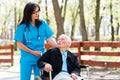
left=59, top=34, right=71, bottom=47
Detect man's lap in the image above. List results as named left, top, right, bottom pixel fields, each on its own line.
left=53, top=72, right=83, bottom=80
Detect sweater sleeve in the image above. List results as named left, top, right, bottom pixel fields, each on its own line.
left=71, top=56, right=80, bottom=76
left=37, top=49, right=51, bottom=68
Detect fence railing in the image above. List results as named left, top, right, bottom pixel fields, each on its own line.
left=45, top=41, right=120, bottom=68
left=0, top=44, right=14, bottom=66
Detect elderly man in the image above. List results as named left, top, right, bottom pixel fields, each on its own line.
left=37, top=34, right=81, bottom=80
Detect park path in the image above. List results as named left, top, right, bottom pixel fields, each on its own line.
left=0, top=52, right=120, bottom=80
left=0, top=53, right=34, bottom=80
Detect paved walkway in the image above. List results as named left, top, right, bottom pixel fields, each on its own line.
left=0, top=54, right=34, bottom=80
left=81, top=67, right=120, bottom=80
left=0, top=54, right=120, bottom=80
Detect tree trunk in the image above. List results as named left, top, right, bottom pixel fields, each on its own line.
left=79, top=0, right=88, bottom=41
left=71, top=4, right=79, bottom=40
left=110, top=0, right=114, bottom=41
left=94, top=0, right=102, bottom=50
left=95, top=0, right=101, bottom=41
left=45, top=0, right=50, bottom=24
left=116, top=23, right=119, bottom=41
left=14, top=0, right=17, bottom=51
left=52, top=0, right=65, bottom=37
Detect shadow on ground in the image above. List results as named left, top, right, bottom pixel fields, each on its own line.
left=81, top=67, right=120, bottom=80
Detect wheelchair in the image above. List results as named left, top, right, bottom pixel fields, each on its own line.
left=35, top=64, right=89, bottom=80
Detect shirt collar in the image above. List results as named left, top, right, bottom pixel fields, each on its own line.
left=60, top=50, right=68, bottom=56
left=60, top=50, right=67, bottom=53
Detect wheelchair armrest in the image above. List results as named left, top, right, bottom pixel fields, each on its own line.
left=80, top=64, right=89, bottom=68
left=79, top=64, right=89, bottom=79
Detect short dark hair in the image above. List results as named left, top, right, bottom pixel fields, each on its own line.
left=20, top=2, right=41, bottom=28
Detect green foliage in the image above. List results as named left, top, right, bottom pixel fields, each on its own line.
left=0, top=0, right=120, bottom=41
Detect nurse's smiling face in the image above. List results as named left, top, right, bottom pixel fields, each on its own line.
left=31, top=7, right=40, bottom=21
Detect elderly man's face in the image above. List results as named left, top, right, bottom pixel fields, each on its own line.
left=57, top=36, right=68, bottom=48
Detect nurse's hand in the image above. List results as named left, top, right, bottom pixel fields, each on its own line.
left=32, top=51, right=42, bottom=56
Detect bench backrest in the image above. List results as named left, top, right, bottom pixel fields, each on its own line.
left=45, top=41, right=120, bottom=68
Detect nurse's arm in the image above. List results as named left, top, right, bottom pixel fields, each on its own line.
left=47, top=37, right=58, bottom=48
left=17, top=42, right=41, bottom=56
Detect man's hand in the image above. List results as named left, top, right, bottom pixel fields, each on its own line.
left=70, top=73, right=78, bottom=80
left=44, top=63, right=53, bottom=72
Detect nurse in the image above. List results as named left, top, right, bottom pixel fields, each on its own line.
left=14, top=2, right=57, bottom=80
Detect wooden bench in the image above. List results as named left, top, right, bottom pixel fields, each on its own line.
left=45, top=41, right=120, bottom=68
left=79, top=41, right=120, bottom=68
left=0, top=44, right=14, bottom=66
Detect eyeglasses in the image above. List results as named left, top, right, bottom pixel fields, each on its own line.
left=32, top=11, right=40, bottom=14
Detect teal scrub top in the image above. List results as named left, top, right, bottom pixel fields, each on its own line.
left=14, top=20, right=54, bottom=64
